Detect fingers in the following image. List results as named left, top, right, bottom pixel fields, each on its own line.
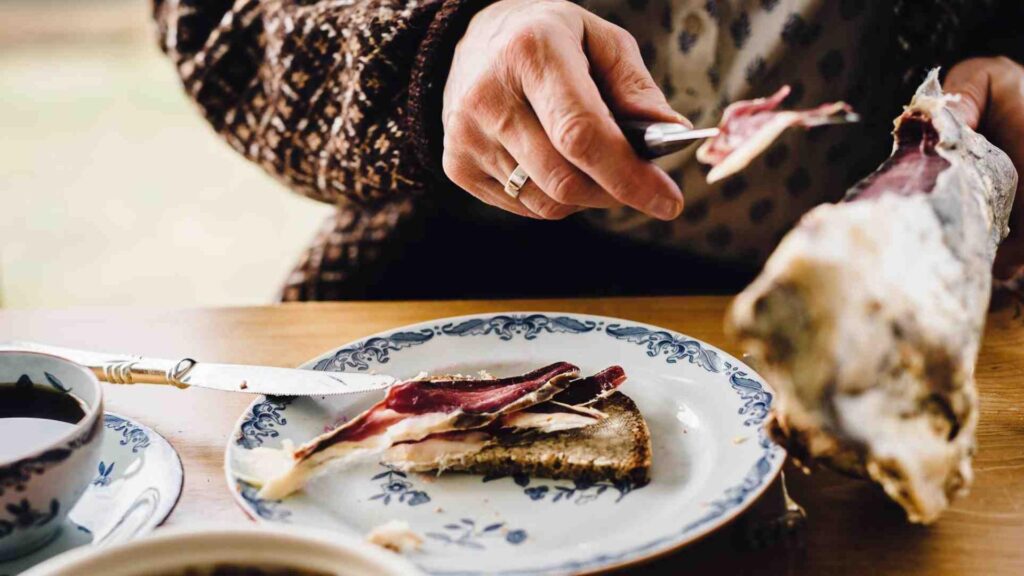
left=495, top=106, right=621, bottom=209
left=511, top=29, right=684, bottom=220
left=518, top=188, right=586, bottom=220
left=443, top=112, right=583, bottom=221
left=584, top=20, right=689, bottom=126
left=946, top=57, right=1024, bottom=276
left=944, top=59, right=991, bottom=129
left=945, top=57, right=1024, bottom=168
left=442, top=1, right=686, bottom=221
left=442, top=119, right=539, bottom=220
left=944, top=57, right=1024, bottom=132
left=480, top=141, right=588, bottom=220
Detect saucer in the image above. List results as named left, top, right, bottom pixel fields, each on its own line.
left=0, top=413, right=183, bottom=575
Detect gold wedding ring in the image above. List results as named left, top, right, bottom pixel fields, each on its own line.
left=504, top=165, right=530, bottom=199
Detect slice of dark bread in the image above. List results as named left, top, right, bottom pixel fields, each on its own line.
left=438, top=392, right=651, bottom=487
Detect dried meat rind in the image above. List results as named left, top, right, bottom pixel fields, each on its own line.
left=727, top=70, right=1017, bottom=523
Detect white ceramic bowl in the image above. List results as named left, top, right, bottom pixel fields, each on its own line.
left=21, top=525, right=424, bottom=576
left=0, top=351, right=104, bottom=560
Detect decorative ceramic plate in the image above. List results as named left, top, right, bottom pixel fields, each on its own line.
left=1, top=413, right=183, bottom=576
left=225, top=313, right=784, bottom=575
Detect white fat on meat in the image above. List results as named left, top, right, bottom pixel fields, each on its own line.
left=382, top=432, right=493, bottom=471
left=254, top=411, right=457, bottom=499
left=499, top=404, right=604, bottom=432
left=382, top=407, right=605, bottom=471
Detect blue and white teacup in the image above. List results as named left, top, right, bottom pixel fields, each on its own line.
left=0, top=352, right=104, bottom=560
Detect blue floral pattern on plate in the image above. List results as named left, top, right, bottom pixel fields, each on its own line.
left=313, top=330, right=435, bottom=372
left=426, top=519, right=527, bottom=549
left=484, top=473, right=638, bottom=505
left=605, top=324, right=725, bottom=371
left=441, top=314, right=596, bottom=340
left=236, top=397, right=292, bottom=449
left=104, top=415, right=151, bottom=453
left=369, top=468, right=430, bottom=507
left=91, top=462, right=115, bottom=487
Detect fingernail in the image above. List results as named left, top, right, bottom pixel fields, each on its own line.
left=675, top=113, right=694, bottom=129
left=649, top=195, right=683, bottom=220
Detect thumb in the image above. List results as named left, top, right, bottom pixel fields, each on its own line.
left=943, top=59, right=990, bottom=130
left=583, top=19, right=691, bottom=127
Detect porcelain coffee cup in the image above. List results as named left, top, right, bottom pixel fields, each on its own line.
left=0, top=352, right=104, bottom=560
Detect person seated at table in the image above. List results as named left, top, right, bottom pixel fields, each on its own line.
left=152, top=0, right=1024, bottom=301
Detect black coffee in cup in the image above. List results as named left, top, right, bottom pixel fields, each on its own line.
left=0, top=378, right=87, bottom=461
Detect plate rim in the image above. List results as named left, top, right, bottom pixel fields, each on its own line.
left=99, top=411, right=185, bottom=540
left=223, top=311, right=785, bottom=575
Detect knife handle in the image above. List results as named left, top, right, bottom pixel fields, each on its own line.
left=619, top=120, right=719, bottom=159
left=0, top=341, right=193, bottom=389
left=620, top=121, right=661, bottom=159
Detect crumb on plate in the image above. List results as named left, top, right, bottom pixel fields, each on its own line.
left=366, top=520, right=423, bottom=553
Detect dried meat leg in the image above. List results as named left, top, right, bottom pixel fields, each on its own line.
left=727, top=70, right=1017, bottom=523
left=696, top=86, right=855, bottom=184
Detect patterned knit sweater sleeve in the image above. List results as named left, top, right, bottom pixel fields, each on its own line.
left=152, top=0, right=491, bottom=207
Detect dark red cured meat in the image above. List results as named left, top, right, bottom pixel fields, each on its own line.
left=304, top=408, right=406, bottom=449
left=697, top=86, right=793, bottom=166
left=294, top=362, right=580, bottom=459
left=548, top=365, right=626, bottom=406
left=849, top=113, right=950, bottom=201
left=387, top=362, right=579, bottom=413
left=393, top=366, right=628, bottom=442
left=696, top=86, right=855, bottom=179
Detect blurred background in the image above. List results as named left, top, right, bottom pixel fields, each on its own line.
left=0, top=0, right=333, bottom=309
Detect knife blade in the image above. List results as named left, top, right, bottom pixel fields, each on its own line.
left=619, top=112, right=859, bottom=159
left=620, top=121, right=720, bottom=159
left=0, top=342, right=396, bottom=397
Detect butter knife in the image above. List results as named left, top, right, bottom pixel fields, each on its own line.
left=0, top=342, right=396, bottom=397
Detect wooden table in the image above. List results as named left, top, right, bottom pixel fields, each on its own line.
left=2, top=297, right=1022, bottom=575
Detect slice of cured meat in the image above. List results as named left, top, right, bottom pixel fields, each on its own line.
left=258, top=362, right=602, bottom=498
left=547, top=365, right=626, bottom=406
left=696, top=85, right=855, bottom=184
left=382, top=365, right=628, bottom=470
left=727, top=70, right=1017, bottom=523
left=382, top=367, right=627, bottom=471
left=293, top=362, right=581, bottom=460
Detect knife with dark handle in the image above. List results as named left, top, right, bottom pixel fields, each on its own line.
left=619, top=113, right=858, bottom=159
left=0, top=342, right=396, bottom=397
left=619, top=121, right=720, bottom=159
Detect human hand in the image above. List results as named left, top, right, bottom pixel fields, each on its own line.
left=441, top=0, right=687, bottom=220
left=944, top=57, right=1024, bottom=278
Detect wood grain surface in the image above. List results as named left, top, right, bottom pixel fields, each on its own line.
left=1, top=297, right=1021, bottom=574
